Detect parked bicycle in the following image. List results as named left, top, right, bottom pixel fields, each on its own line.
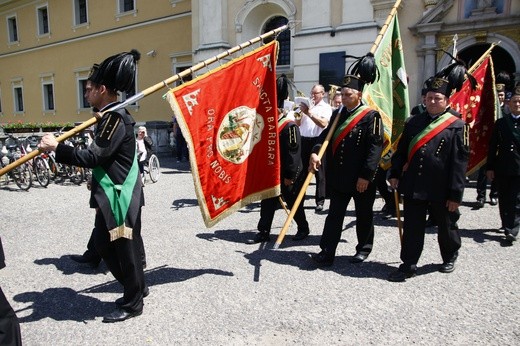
left=20, top=135, right=51, bottom=188
left=0, top=135, right=33, bottom=190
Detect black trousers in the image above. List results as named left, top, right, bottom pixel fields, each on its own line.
left=258, top=182, right=309, bottom=233
left=93, top=209, right=146, bottom=313
left=496, top=175, right=520, bottom=237
left=301, top=136, right=326, bottom=206
left=476, top=165, right=498, bottom=200
left=83, top=225, right=146, bottom=268
left=319, top=185, right=376, bottom=256
left=0, top=287, right=21, bottom=346
left=400, top=198, right=461, bottom=271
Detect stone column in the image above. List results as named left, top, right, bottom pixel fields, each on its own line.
left=195, top=0, right=230, bottom=61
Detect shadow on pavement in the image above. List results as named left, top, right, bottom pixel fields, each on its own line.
left=171, top=198, right=198, bottom=210
left=14, top=265, right=234, bottom=323
left=34, top=256, right=109, bottom=276
left=459, top=228, right=513, bottom=247
left=14, top=287, right=112, bottom=323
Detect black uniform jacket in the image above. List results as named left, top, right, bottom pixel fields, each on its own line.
left=279, top=119, right=303, bottom=182
left=390, top=110, right=469, bottom=203
left=313, top=104, right=384, bottom=193
left=55, top=102, right=145, bottom=213
left=487, top=114, right=520, bottom=177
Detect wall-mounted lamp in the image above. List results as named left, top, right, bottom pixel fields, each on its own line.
left=146, top=50, right=157, bottom=57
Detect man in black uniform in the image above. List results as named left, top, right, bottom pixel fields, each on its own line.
left=388, top=63, right=471, bottom=282
left=247, top=112, right=310, bottom=243
left=475, top=83, right=509, bottom=208
left=0, top=236, right=22, bottom=345
left=39, top=50, right=147, bottom=322
left=486, top=84, right=520, bottom=243
left=310, top=68, right=384, bottom=266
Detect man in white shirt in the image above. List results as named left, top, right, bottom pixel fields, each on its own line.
left=296, top=84, right=332, bottom=212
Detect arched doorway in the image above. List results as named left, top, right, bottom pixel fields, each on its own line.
left=263, top=16, right=290, bottom=67
left=458, top=44, right=515, bottom=87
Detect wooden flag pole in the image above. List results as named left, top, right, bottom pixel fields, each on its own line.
left=0, top=24, right=289, bottom=177
left=273, top=0, right=403, bottom=249
left=466, top=42, right=499, bottom=74
left=394, top=189, right=403, bottom=243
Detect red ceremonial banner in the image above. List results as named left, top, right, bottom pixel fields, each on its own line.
left=165, top=41, right=281, bottom=227
left=450, top=56, right=497, bottom=175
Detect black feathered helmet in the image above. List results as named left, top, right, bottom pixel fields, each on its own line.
left=342, top=52, right=379, bottom=91
left=427, top=52, right=476, bottom=97
left=88, top=49, right=141, bottom=93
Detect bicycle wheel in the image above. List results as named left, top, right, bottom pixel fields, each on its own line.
left=68, top=165, right=85, bottom=185
left=33, top=156, right=50, bottom=187
left=0, top=159, right=9, bottom=187
left=13, top=162, right=33, bottom=191
left=148, top=154, right=160, bottom=183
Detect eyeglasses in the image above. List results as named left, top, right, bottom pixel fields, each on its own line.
left=311, top=91, right=323, bottom=95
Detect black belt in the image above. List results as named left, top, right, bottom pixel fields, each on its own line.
left=301, top=136, right=318, bottom=141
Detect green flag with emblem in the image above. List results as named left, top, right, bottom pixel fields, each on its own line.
left=363, top=14, right=410, bottom=169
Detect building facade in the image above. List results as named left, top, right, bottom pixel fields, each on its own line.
left=0, top=0, right=192, bottom=126
left=0, top=0, right=518, bottom=126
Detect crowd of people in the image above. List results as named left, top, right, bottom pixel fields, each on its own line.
left=250, top=54, right=518, bottom=285
left=0, top=47, right=517, bottom=344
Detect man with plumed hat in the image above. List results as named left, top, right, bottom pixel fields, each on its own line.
left=39, top=50, right=147, bottom=322
left=309, top=53, right=384, bottom=267
left=486, top=84, right=520, bottom=243
left=388, top=59, right=472, bottom=282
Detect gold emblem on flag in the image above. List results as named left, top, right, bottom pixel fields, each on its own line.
left=217, top=106, right=264, bottom=164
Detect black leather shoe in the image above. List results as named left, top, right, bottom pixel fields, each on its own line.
left=439, top=261, right=456, bottom=273
left=292, top=230, right=309, bottom=241
left=116, top=286, right=149, bottom=306
left=381, top=210, right=396, bottom=220
left=70, top=254, right=101, bottom=268
left=349, top=253, right=368, bottom=263
left=102, top=308, right=142, bottom=323
left=246, top=232, right=270, bottom=244
left=476, top=198, right=485, bottom=209
left=311, top=251, right=334, bottom=267
left=489, top=197, right=498, bottom=206
left=505, top=232, right=517, bottom=242
left=315, top=204, right=324, bottom=213
left=388, top=269, right=416, bottom=282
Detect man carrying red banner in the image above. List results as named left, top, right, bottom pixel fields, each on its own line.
left=310, top=53, right=384, bottom=267
left=247, top=111, right=310, bottom=244
left=388, top=60, right=472, bottom=282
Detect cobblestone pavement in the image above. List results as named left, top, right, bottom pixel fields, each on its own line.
left=0, top=156, right=517, bottom=345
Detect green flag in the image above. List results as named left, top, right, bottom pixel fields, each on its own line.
left=363, top=14, right=410, bottom=169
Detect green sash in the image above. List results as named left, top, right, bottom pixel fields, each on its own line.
left=331, top=106, right=372, bottom=154
left=92, top=154, right=139, bottom=241
left=278, top=116, right=294, bottom=133
left=407, top=112, right=458, bottom=162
